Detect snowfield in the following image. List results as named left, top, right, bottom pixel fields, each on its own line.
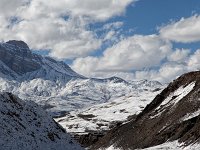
left=0, top=76, right=163, bottom=116
left=0, top=67, right=164, bottom=118
left=55, top=81, right=164, bottom=134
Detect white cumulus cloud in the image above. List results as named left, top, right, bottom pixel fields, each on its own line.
left=72, top=34, right=172, bottom=77
left=0, top=0, right=136, bottom=59
left=159, top=15, right=200, bottom=43
left=62, top=0, right=136, bottom=21
left=167, top=48, right=190, bottom=62
left=188, top=49, right=200, bottom=70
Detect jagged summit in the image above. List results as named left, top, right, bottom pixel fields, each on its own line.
left=6, top=40, right=30, bottom=49
left=0, top=40, right=83, bottom=79
left=0, top=41, right=40, bottom=76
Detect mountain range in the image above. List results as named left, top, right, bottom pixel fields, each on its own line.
left=1, top=40, right=200, bottom=150
left=0, top=40, right=163, bottom=117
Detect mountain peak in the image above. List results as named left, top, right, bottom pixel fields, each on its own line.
left=0, top=40, right=40, bottom=75
left=0, top=40, right=83, bottom=78
left=6, top=40, right=29, bottom=50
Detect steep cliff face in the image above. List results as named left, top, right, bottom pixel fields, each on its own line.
left=92, top=71, right=200, bottom=150
left=0, top=92, right=83, bottom=150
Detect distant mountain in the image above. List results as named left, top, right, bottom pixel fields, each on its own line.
left=0, top=92, right=82, bottom=150
left=92, top=71, right=200, bottom=150
left=0, top=40, right=163, bottom=117
left=0, top=40, right=83, bottom=81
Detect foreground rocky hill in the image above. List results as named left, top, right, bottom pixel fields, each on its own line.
left=0, top=92, right=82, bottom=150
left=92, top=71, right=200, bottom=150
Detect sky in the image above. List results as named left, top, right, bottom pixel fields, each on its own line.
left=0, top=0, right=200, bottom=83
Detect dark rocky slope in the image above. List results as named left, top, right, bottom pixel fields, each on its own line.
left=91, top=71, right=200, bottom=149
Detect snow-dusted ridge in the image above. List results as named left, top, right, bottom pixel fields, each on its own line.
left=143, top=141, right=200, bottom=150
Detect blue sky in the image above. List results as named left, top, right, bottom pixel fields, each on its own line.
left=89, top=0, right=195, bottom=59
left=85, top=0, right=200, bottom=58
left=125, top=0, right=200, bottom=34
left=0, top=0, right=200, bottom=82
left=114, top=0, right=200, bottom=50
left=138, top=0, right=200, bottom=49
left=34, top=0, right=200, bottom=56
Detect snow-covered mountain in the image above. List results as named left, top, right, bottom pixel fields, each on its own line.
left=92, top=71, right=200, bottom=150
left=1, top=40, right=200, bottom=150
left=0, top=92, right=82, bottom=150
left=0, top=40, right=163, bottom=117
left=0, top=40, right=167, bottom=148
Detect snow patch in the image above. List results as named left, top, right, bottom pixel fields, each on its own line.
left=143, top=140, right=200, bottom=150
left=181, top=109, right=200, bottom=121
left=104, top=145, right=122, bottom=150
